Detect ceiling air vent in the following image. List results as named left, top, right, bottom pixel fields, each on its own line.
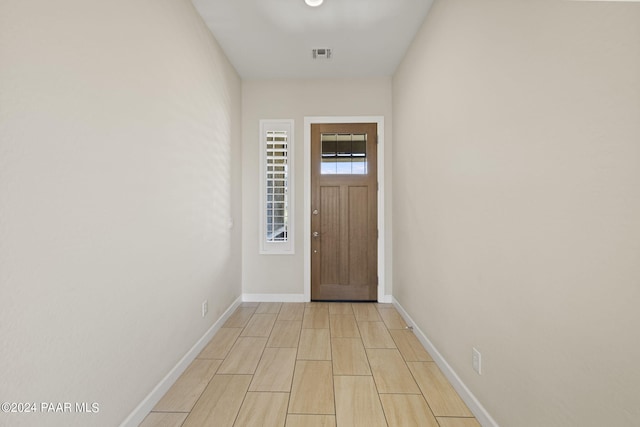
left=312, top=48, right=332, bottom=60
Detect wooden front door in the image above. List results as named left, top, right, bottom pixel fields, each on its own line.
left=311, top=123, right=378, bottom=301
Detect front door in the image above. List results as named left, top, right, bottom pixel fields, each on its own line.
left=311, top=123, right=378, bottom=301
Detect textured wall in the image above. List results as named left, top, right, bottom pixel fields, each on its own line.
left=392, top=1, right=640, bottom=426
left=0, top=0, right=242, bottom=425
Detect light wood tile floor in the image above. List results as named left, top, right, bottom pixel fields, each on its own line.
left=139, top=302, right=481, bottom=427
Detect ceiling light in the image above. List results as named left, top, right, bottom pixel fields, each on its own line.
left=305, top=0, right=324, bottom=7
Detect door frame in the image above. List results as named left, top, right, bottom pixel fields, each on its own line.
left=304, top=116, right=388, bottom=302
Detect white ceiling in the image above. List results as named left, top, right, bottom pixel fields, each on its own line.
left=192, top=0, right=434, bottom=79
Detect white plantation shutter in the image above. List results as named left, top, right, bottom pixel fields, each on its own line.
left=266, top=130, right=288, bottom=242
left=260, top=120, right=294, bottom=254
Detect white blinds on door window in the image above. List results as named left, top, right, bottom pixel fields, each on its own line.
left=260, top=120, right=294, bottom=254
left=320, top=132, right=367, bottom=175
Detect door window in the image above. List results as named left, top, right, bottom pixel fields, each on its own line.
left=320, top=133, right=367, bottom=175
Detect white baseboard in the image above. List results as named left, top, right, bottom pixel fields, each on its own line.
left=378, top=294, right=393, bottom=303
left=242, top=293, right=306, bottom=302
left=119, top=296, right=242, bottom=427
left=392, top=298, right=499, bottom=427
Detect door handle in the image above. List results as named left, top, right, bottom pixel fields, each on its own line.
left=312, top=231, right=320, bottom=238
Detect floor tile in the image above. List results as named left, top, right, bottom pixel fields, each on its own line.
left=436, top=417, right=482, bottom=427
left=358, top=321, right=396, bottom=348
left=289, top=360, right=334, bottom=414
left=306, top=302, right=329, bottom=309
left=380, top=394, right=439, bottom=427
left=249, top=347, right=297, bottom=392
left=374, top=303, right=394, bottom=310
left=240, top=313, right=277, bottom=337
left=267, top=320, right=302, bottom=348
left=366, top=348, right=420, bottom=393
left=407, top=362, right=473, bottom=417
left=389, top=329, right=433, bottom=362
left=331, top=337, right=371, bottom=376
left=153, top=359, right=221, bottom=412
left=218, top=337, right=267, bottom=374
left=234, top=392, right=289, bottom=427
left=145, top=302, right=481, bottom=427
left=329, top=314, right=360, bottom=338
left=255, top=302, right=282, bottom=314
left=224, top=307, right=257, bottom=328
left=240, top=302, right=260, bottom=307
left=352, top=303, right=382, bottom=321
left=297, top=328, right=331, bottom=360
left=139, top=412, right=188, bottom=427
left=198, top=328, right=242, bottom=359
left=285, top=414, right=336, bottom=427
left=334, top=376, right=387, bottom=427
left=278, top=303, right=305, bottom=321
left=182, top=375, right=251, bottom=427
left=302, top=307, right=330, bottom=328
left=378, top=308, right=407, bottom=329
left=328, top=303, right=354, bottom=315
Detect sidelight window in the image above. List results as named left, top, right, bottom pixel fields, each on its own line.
left=260, top=120, right=294, bottom=254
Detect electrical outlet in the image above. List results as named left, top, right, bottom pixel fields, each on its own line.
left=202, top=300, right=208, bottom=317
left=472, top=347, right=482, bottom=375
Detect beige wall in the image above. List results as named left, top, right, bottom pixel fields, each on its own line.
left=392, top=1, right=640, bottom=426
left=241, top=78, right=393, bottom=298
left=0, top=0, right=242, bottom=425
